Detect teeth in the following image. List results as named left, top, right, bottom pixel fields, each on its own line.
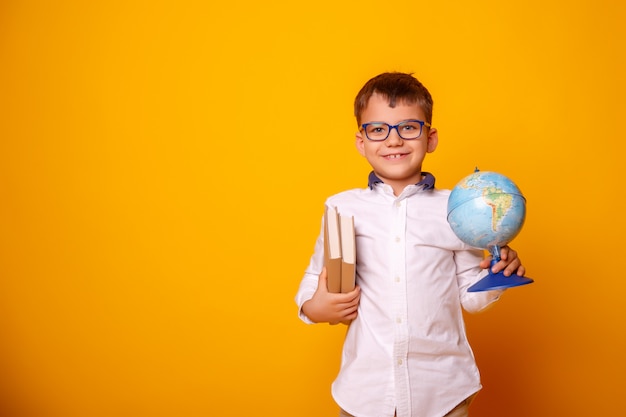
left=388, top=154, right=401, bottom=159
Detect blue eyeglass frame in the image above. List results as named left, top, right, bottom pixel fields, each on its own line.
left=360, top=119, right=431, bottom=141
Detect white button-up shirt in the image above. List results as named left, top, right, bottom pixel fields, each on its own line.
left=295, top=173, right=503, bottom=417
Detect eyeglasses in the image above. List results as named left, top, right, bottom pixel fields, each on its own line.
left=360, top=119, right=431, bottom=141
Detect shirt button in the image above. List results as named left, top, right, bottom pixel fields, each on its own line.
left=396, top=317, right=402, bottom=324
left=395, top=276, right=400, bottom=283
left=395, top=236, right=401, bottom=243
left=397, top=359, right=403, bottom=366
left=396, top=201, right=402, bottom=208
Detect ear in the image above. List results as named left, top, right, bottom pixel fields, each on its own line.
left=355, top=130, right=366, bottom=156
left=426, top=127, right=439, bottom=153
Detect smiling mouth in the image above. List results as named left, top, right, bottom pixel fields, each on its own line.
left=384, top=153, right=406, bottom=160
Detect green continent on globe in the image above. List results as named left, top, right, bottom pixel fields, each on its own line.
left=482, top=187, right=513, bottom=232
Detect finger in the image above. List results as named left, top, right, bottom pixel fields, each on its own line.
left=333, top=286, right=360, bottom=304
left=499, top=246, right=508, bottom=261
left=500, top=246, right=517, bottom=262
left=491, top=258, right=509, bottom=274
left=336, top=290, right=360, bottom=310
left=501, top=258, right=522, bottom=276
left=336, top=296, right=360, bottom=310
left=505, top=262, right=525, bottom=277
left=479, top=257, right=491, bottom=269
left=320, top=266, right=327, bottom=280
left=318, top=267, right=329, bottom=293
left=340, top=303, right=359, bottom=317
left=345, top=285, right=361, bottom=300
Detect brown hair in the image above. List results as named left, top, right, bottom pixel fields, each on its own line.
left=354, top=72, right=434, bottom=127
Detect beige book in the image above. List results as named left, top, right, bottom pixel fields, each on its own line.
left=340, top=214, right=356, bottom=293
left=324, top=206, right=342, bottom=293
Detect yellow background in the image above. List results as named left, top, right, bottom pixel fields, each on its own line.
left=0, top=0, right=624, bottom=416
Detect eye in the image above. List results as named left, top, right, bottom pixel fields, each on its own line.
left=400, top=122, right=419, bottom=131
left=366, top=124, right=388, bottom=134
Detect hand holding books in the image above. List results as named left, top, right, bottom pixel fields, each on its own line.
left=300, top=206, right=359, bottom=325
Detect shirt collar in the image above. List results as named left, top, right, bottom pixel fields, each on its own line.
left=367, top=171, right=436, bottom=190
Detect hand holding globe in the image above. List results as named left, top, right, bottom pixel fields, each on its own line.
left=447, top=169, right=534, bottom=292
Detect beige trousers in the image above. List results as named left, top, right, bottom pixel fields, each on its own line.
left=339, top=394, right=475, bottom=417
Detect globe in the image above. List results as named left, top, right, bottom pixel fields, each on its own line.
left=447, top=169, right=534, bottom=292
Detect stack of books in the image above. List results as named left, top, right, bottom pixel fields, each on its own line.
left=324, top=206, right=356, bottom=293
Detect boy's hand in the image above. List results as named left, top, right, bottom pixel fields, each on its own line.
left=479, top=245, right=526, bottom=277
left=301, top=267, right=361, bottom=325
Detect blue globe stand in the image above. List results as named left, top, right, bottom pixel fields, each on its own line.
left=468, top=246, right=534, bottom=292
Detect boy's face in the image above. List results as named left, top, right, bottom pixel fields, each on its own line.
left=356, top=93, right=438, bottom=195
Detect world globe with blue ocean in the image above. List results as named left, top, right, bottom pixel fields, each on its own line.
left=447, top=169, right=533, bottom=292
left=447, top=170, right=526, bottom=250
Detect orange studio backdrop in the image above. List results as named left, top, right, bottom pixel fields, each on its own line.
left=0, top=0, right=624, bottom=416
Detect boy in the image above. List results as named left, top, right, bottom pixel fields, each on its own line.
left=295, top=72, right=526, bottom=417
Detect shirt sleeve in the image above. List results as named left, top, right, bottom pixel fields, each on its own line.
left=294, top=216, right=325, bottom=324
left=454, top=248, right=505, bottom=313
